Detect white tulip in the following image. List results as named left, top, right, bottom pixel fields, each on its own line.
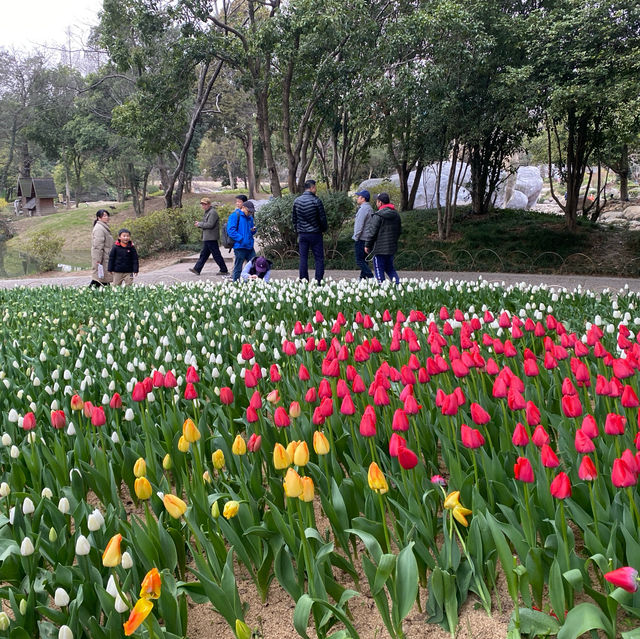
left=22, top=498, right=35, bottom=515
left=8, top=409, right=18, bottom=423
left=124, top=408, right=134, bottom=421
left=9, top=507, right=15, bottom=525
left=27, top=432, right=36, bottom=444
left=58, top=497, right=70, bottom=514
left=58, top=624, right=73, bottom=639
left=41, top=487, right=53, bottom=499
left=20, top=537, right=35, bottom=556
left=111, top=431, right=120, bottom=444
left=121, top=551, right=133, bottom=569
left=54, top=587, right=70, bottom=607
left=0, top=482, right=10, bottom=497
left=106, top=575, right=118, bottom=597
left=10, top=445, right=20, bottom=459
left=1, top=433, right=11, bottom=446
left=75, top=535, right=90, bottom=556
left=114, top=593, right=128, bottom=613
left=67, top=422, right=76, bottom=436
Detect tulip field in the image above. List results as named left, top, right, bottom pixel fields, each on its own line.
left=1, top=277, right=640, bottom=639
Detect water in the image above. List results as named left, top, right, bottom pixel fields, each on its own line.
left=0, top=244, right=91, bottom=278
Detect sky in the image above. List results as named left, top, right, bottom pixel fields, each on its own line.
left=3, top=0, right=103, bottom=52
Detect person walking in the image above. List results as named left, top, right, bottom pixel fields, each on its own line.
left=353, top=189, right=374, bottom=279
left=108, top=228, right=139, bottom=286
left=227, top=199, right=257, bottom=281
left=292, top=179, right=328, bottom=283
left=90, top=209, right=114, bottom=287
left=364, top=192, right=402, bottom=284
left=190, top=197, right=229, bottom=276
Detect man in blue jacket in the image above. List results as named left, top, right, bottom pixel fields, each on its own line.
left=227, top=199, right=257, bottom=281
left=292, top=180, right=328, bottom=283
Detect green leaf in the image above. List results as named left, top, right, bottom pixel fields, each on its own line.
left=395, top=543, right=418, bottom=622
left=510, top=608, right=560, bottom=637
left=293, top=594, right=314, bottom=639
left=556, top=603, right=612, bottom=639
left=548, top=559, right=565, bottom=622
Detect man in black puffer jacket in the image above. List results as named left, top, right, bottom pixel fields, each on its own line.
left=292, top=180, right=328, bottom=283
left=364, top=192, right=402, bottom=284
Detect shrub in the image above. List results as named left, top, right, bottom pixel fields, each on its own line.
left=127, top=205, right=201, bottom=257
left=256, top=191, right=355, bottom=255
left=26, top=230, right=64, bottom=271
left=0, top=197, right=8, bottom=210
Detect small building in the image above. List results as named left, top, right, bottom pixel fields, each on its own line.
left=16, top=177, right=57, bottom=215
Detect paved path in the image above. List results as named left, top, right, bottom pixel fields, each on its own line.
left=0, top=256, right=637, bottom=294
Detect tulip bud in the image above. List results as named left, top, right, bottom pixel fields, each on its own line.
left=1, top=433, right=12, bottom=446
left=235, top=620, right=251, bottom=639
left=49, top=527, right=58, bottom=542
left=134, top=477, right=152, bottom=500
left=75, top=535, right=91, bottom=556
left=121, top=551, right=133, bottom=569
left=8, top=506, right=15, bottom=525
left=212, top=449, right=225, bottom=469
left=111, top=431, right=119, bottom=443
left=19, top=599, right=27, bottom=615
left=58, top=625, right=73, bottom=639
left=58, top=497, right=70, bottom=514
left=10, top=445, right=20, bottom=458
left=0, top=612, right=9, bottom=631
left=22, top=498, right=35, bottom=515
left=106, top=575, right=118, bottom=597
left=20, top=537, right=34, bottom=556
left=231, top=435, right=246, bottom=456
left=54, top=587, right=70, bottom=607
left=223, top=500, right=239, bottom=519
left=67, top=422, right=76, bottom=436
left=177, top=435, right=190, bottom=452
left=293, top=441, right=309, bottom=467
left=41, top=487, right=53, bottom=499
left=0, top=482, right=10, bottom=497
left=162, top=454, right=172, bottom=470
left=87, top=509, right=105, bottom=531
left=133, top=458, right=147, bottom=478
left=203, top=470, right=211, bottom=483
left=211, top=501, right=220, bottom=518
left=114, top=593, right=128, bottom=613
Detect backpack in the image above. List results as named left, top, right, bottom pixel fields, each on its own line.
left=221, top=213, right=239, bottom=250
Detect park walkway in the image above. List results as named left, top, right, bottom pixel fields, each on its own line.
left=0, top=256, right=638, bottom=294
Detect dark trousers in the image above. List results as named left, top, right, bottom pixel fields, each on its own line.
left=194, top=240, right=228, bottom=274
left=354, top=240, right=373, bottom=279
left=298, top=232, right=324, bottom=282
left=373, top=254, right=399, bottom=284
left=232, top=247, right=256, bottom=281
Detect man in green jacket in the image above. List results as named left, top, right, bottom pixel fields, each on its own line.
left=364, top=192, right=402, bottom=284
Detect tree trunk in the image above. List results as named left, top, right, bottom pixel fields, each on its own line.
left=255, top=90, right=281, bottom=197
left=408, top=160, right=424, bottom=210
left=619, top=144, right=629, bottom=201
left=243, top=129, right=257, bottom=199
left=157, top=155, right=171, bottom=193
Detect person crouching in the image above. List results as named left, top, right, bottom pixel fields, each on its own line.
left=108, top=228, right=139, bottom=286
left=241, top=256, right=272, bottom=281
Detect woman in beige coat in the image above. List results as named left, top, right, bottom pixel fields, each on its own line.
left=90, top=209, right=114, bottom=287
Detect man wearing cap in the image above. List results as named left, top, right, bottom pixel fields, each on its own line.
left=364, top=192, right=402, bottom=284
left=292, top=179, right=328, bottom=283
left=241, top=255, right=272, bottom=282
left=227, top=199, right=257, bottom=281
left=353, top=189, right=374, bottom=279
left=190, top=197, right=229, bottom=276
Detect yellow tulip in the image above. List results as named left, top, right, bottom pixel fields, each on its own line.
left=444, top=491, right=472, bottom=527
left=367, top=462, right=389, bottom=495
left=102, top=533, right=122, bottom=567
left=163, top=494, right=187, bottom=519
left=293, top=441, right=309, bottom=467
left=182, top=418, right=201, bottom=443
left=177, top=435, right=190, bottom=453
left=283, top=468, right=303, bottom=498
left=299, top=476, right=315, bottom=502
left=286, top=440, right=298, bottom=462
left=232, top=435, right=247, bottom=456
left=162, top=454, right=172, bottom=470
left=273, top=443, right=290, bottom=470
left=313, top=431, right=330, bottom=455
left=134, top=477, right=152, bottom=500
left=123, top=598, right=153, bottom=636
left=223, top=500, right=239, bottom=519
left=212, top=449, right=225, bottom=469
left=139, top=567, right=162, bottom=600
left=203, top=470, right=212, bottom=483
left=133, top=457, right=147, bottom=478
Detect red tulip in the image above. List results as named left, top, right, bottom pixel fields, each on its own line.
left=152, top=371, right=165, bottom=387
left=83, top=401, right=94, bottom=419
left=540, top=444, right=559, bottom=468
left=373, top=385, right=390, bottom=406
left=470, top=403, right=490, bottom=425
left=611, top=458, right=637, bottom=487
left=451, top=359, right=469, bottom=378
left=612, top=358, right=634, bottom=379
left=461, top=423, right=485, bottom=449
left=512, top=423, right=529, bottom=447
left=184, top=383, right=198, bottom=400
left=525, top=401, right=541, bottom=427
left=319, top=397, right=333, bottom=417
left=273, top=406, right=290, bottom=428
left=142, top=377, right=153, bottom=394
left=561, top=394, right=582, bottom=418
left=581, top=414, right=599, bottom=438
left=220, top=387, right=234, bottom=405
left=50, top=410, right=66, bottom=430
left=70, top=394, right=84, bottom=411
left=340, top=394, right=356, bottom=415
left=549, top=472, right=571, bottom=499
left=578, top=456, right=597, bottom=480
left=621, top=385, right=639, bottom=408
left=574, top=429, right=595, bottom=453
left=492, top=377, right=508, bottom=398
left=109, top=393, right=122, bottom=409
left=561, top=377, right=577, bottom=396
left=605, top=413, right=626, bottom=435
left=389, top=433, right=406, bottom=457
left=91, top=406, right=106, bottom=427
left=403, top=395, right=420, bottom=414
left=507, top=389, right=526, bottom=411
left=132, top=382, right=147, bottom=402
left=398, top=446, right=419, bottom=470
left=22, top=412, right=36, bottom=431
left=164, top=371, right=178, bottom=388
left=241, top=343, right=255, bottom=361
left=244, top=369, right=258, bottom=388
left=514, top=456, right=534, bottom=482
left=185, top=366, right=200, bottom=383
left=247, top=433, right=262, bottom=452
left=359, top=411, right=377, bottom=437
left=604, top=567, right=639, bottom=593
left=246, top=406, right=259, bottom=422
left=305, top=387, right=317, bottom=403
left=392, top=409, right=409, bottom=432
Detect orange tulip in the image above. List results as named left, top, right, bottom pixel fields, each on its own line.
left=283, top=468, right=303, bottom=498
left=134, top=477, right=152, bottom=501
left=367, top=462, right=389, bottom=495
left=182, top=418, right=200, bottom=443
left=299, top=476, right=315, bottom=502
left=313, top=431, right=330, bottom=455
left=102, top=533, right=122, bottom=567
left=140, top=567, right=162, bottom=600
left=123, top=598, right=153, bottom=636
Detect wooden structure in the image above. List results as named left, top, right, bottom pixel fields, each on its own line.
left=15, top=177, right=57, bottom=215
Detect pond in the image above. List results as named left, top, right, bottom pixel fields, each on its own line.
left=0, top=244, right=91, bottom=279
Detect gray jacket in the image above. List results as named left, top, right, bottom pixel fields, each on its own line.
left=200, top=206, right=220, bottom=241
left=353, top=202, right=373, bottom=241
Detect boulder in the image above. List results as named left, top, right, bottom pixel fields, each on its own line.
left=513, top=166, right=544, bottom=208
left=506, top=190, right=529, bottom=210
left=623, top=205, right=640, bottom=220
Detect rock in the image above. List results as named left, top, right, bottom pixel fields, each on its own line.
left=623, top=206, right=640, bottom=220
left=513, top=166, right=544, bottom=208
left=506, top=190, right=528, bottom=210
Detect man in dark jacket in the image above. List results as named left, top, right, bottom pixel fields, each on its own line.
left=190, top=197, right=229, bottom=276
left=364, top=192, right=402, bottom=284
left=292, top=180, right=328, bottom=283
